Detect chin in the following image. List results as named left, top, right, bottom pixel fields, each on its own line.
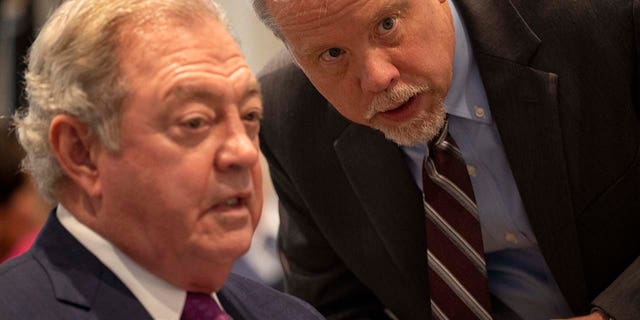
left=376, top=101, right=446, bottom=146
left=378, top=119, right=444, bottom=146
left=202, top=230, right=254, bottom=261
left=183, top=268, right=232, bottom=293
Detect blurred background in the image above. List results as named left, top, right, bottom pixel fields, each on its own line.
left=0, top=0, right=285, bottom=288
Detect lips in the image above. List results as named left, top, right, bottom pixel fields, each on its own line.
left=204, top=194, right=252, bottom=229
left=224, top=198, right=240, bottom=206
left=376, top=93, right=422, bottom=123
left=210, top=193, right=248, bottom=210
left=206, top=189, right=252, bottom=211
left=383, top=95, right=417, bottom=114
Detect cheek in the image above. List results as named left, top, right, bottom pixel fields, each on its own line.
left=250, top=163, right=263, bottom=228
left=397, top=41, right=453, bottom=93
left=102, top=151, right=208, bottom=218
left=312, top=81, right=367, bottom=123
left=151, top=150, right=212, bottom=194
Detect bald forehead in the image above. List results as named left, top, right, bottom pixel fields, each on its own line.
left=267, top=0, right=362, bottom=23
left=267, top=0, right=411, bottom=40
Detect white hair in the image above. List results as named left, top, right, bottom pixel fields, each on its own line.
left=15, top=0, right=227, bottom=201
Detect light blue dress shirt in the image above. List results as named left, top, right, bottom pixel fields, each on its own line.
left=400, top=2, right=573, bottom=318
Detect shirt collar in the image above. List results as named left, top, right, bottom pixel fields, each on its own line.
left=56, top=204, right=224, bottom=320
left=444, top=0, right=492, bottom=124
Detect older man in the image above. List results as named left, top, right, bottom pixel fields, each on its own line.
left=252, top=0, right=640, bottom=319
left=0, top=1, right=324, bottom=319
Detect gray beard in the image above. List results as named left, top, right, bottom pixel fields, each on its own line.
left=373, top=96, right=446, bottom=146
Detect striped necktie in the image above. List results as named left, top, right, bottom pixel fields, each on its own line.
left=422, top=120, right=493, bottom=320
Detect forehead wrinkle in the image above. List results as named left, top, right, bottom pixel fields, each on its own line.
left=163, top=67, right=258, bottom=107
left=279, top=0, right=408, bottom=58
left=156, top=52, right=248, bottom=93
left=274, top=0, right=366, bottom=35
left=164, top=84, right=223, bottom=107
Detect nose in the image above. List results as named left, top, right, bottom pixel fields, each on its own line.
left=215, top=119, right=259, bottom=172
left=358, top=50, right=399, bottom=93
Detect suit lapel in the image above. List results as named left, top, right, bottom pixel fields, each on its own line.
left=457, top=0, right=588, bottom=310
left=217, top=279, right=265, bottom=320
left=218, top=290, right=256, bottom=320
left=334, top=124, right=428, bottom=290
left=33, top=212, right=152, bottom=319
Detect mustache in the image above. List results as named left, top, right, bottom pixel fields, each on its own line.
left=365, top=83, right=432, bottom=120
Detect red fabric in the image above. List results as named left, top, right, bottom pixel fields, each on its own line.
left=1, top=229, right=39, bottom=263
left=181, top=292, right=233, bottom=320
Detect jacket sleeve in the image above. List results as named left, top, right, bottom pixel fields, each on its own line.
left=257, top=51, right=392, bottom=320
left=591, top=1, right=640, bottom=318
left=260, top=132, right=391, bottom=320
left=592, top=256, right=640, bottom=319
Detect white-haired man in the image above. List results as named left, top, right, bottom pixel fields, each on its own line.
left=0, top=1, right=323, bottom=319
left=252, top=0, right=640, bottom=319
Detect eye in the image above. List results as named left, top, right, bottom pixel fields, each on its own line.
left=320, top=47, right=344, bottom=62
left=181, top=116, right=208, bottom=130
left=242, top=110, right=262, bottom=139
left=377, top=17, right=396, bottom=34
left=242, top=110, right=263, bottom=122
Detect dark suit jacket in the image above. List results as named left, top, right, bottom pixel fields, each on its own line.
left=0, top=212, right=324, bottom=320
left=258, top=0, right=640, bottom=319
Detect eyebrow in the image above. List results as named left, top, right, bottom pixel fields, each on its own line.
left=164, top=80, right=262, bottom=107
left=243, top=80, right=262, bottom=103
left=164, top=85, right=220, bottom=105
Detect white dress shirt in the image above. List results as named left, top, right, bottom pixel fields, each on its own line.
left=57, top=204, right=225, bottom=320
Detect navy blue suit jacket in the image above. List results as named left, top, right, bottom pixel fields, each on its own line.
left=0, top=212, right=324, bottom=319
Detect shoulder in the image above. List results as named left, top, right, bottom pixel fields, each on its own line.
left=0, top=252, right=60, bottom=317
left=0, top=252, right=51, bottom=297
left=220, top=273, right=324, bottom=319
left=509, top=0, right=634, bottom=37
left=257, top=49, right=334, bottom=129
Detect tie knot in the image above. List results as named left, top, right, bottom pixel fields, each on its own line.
left=429, top=118, right=450, bottom=151
left=181, top=292, right=233, bottom=320
left=427, top=118, right=464, bottom=163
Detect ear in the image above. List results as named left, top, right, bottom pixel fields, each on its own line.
left=49, top=115, right=103, bottom=198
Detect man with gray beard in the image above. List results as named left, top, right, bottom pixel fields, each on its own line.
left=252, top=0, right=640, bottom=319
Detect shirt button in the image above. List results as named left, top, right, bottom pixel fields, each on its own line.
left=505, top=232, right=519, bottom=244
left=474, top=106, right=486, bottom=118
left=466, top=165, right=477, bottom=177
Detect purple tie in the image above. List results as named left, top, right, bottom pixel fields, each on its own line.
left=422, top=119, right=492, bottom=319
left=181, top=292, right=233, bottom=320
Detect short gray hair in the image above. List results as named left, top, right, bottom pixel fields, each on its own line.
left=15, top=0, right=227, bottom=201
left=252, top=0, right=285, bottom=40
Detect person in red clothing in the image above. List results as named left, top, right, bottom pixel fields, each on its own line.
left=0, top=118, right=46, bottom=263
